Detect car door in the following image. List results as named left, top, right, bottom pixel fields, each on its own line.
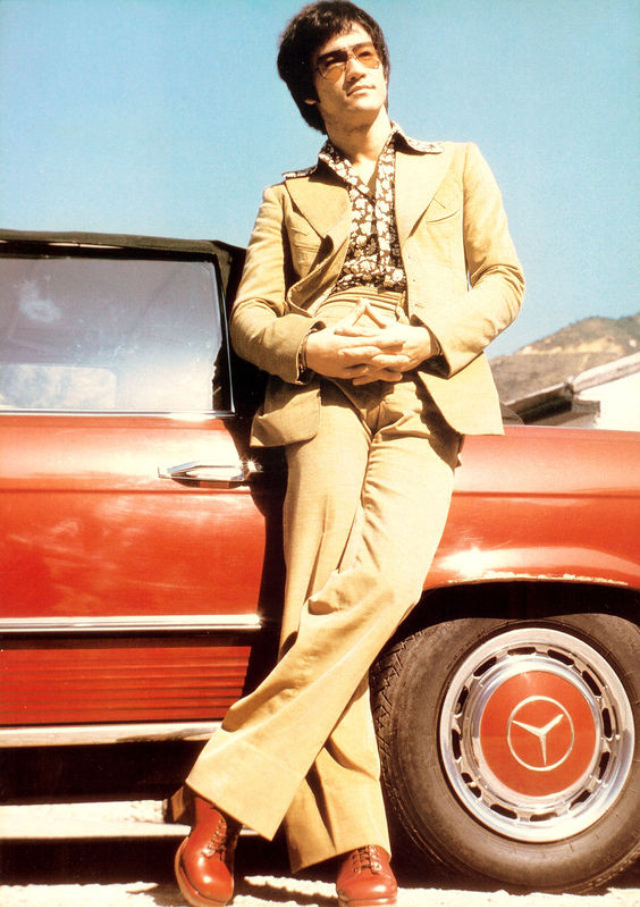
left=0, top=232, right=270, bottom=742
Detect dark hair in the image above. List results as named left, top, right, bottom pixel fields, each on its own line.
left=277, top=1, right=390, bottom=133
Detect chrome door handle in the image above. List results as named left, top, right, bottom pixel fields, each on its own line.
left=158, top=459, right=260, bottom=487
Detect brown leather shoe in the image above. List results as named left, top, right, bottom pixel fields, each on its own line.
left=174, top=794, right=241, bottom=907
left=336, top=845, right=398, bottom=907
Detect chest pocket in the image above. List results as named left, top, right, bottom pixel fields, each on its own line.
left=286, top=218, right=323, bottom=278
left=424, top=181, right=462, bottom=224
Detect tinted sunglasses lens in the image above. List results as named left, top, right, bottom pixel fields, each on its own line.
left=317, top=45, right=380, bottom=81
left=318, top=52, right=348, bottom=81
left=356, top=48, right=380, bottom=69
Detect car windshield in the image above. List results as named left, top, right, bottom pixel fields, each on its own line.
left=0, top=253, right=229, bottom=413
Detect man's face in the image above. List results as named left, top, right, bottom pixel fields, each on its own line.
left=307, top=23, right=388, bottom=131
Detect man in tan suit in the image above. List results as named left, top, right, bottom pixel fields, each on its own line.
left=175, top=3, right=524, bottom=906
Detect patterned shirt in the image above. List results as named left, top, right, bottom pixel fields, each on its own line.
left=319, top=126, right=406, bottom=292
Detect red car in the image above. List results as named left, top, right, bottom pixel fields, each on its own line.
left=1, top=229, right=639, bottom=893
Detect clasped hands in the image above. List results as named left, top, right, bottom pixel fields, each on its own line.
left=304, top=299, right=436, bottom=386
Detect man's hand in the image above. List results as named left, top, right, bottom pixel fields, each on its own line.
left=304, top=301, right=413, bottom=383
left=306, top=300, right=436, bottom=386
left=341, top=321, right=436, bottom=385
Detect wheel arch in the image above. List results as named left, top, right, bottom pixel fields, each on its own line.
left=401, top=578, right=640, bottom=643
left=428, top=539, right=640, bottom=593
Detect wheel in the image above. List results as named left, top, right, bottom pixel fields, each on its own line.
left=371, top=611, right=640, bottom=892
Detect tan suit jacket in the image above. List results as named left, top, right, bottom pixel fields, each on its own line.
left=230, top=140, right=525, bottom=445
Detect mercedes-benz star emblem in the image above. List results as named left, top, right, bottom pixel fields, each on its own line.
left=506, top=696, right=575, bottom=772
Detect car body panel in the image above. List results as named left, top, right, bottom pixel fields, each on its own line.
left=433, top=426, right=640, bottom=590
left=0, top=413, right=266, bottom=727
left=0, top=414, right=264, bottom=619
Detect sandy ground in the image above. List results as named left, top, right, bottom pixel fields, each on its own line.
left=2, top=878, right=640, bottom=907
left=1, top=801, right=639, bottom=906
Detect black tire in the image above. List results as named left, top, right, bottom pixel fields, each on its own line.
left=371, top=611, right=640, bottom=893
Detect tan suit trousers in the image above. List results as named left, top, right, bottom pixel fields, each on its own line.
left=186, top=289, right=460, bottom=870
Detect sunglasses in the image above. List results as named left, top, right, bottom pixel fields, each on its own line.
left=314, top=42, right=382, bottom=82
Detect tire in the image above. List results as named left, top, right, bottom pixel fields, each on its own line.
left=371, top=611, right=640, bottom=893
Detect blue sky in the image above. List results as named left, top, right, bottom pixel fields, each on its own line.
left=1, top=0, right=638, bottom=356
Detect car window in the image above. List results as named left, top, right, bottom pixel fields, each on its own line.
left=0, top=253, right=230, bottom=413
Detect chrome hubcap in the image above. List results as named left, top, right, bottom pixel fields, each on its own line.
left=439, top=627, right=634, bottom=842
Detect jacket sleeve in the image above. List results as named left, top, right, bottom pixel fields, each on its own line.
left=229, top=184, right=322, bottom=384
left=417, top=142, right=525, bottom=378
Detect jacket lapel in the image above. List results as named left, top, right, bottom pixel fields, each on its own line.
left=284, top=176, right=350, bottom=249
left=284, top=142, right=454, bottom=257
left=395, top=146, right=453, bottom=247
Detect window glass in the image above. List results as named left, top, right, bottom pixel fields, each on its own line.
left=0, top=255, right=230, bottom=413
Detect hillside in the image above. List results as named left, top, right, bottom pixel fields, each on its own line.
left=490, top=312, right=640, bottom=403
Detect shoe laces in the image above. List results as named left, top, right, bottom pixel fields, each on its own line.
left=351, top=845, right=383, bottom=874
left=202, top=815, right=234, bottom=860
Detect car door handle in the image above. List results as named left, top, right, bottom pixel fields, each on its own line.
left=158, top=459, right=260, bottom=488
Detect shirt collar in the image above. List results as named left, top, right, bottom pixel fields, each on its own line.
left=282, top=124, right=443, bottom=179
left=391, top=123, right=444, bottom=155
left=319, top=123, right=398, bottom=168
